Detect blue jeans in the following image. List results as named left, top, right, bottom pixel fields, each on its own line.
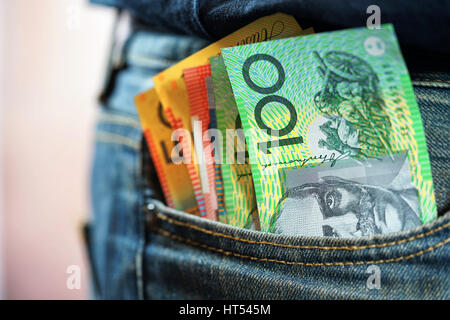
left=90, top=0, right=450, bottom=59
left=87, top=29, right=449, bottom=299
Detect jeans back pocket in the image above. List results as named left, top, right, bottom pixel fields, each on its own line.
left=144, top=199, right=449, bottom=299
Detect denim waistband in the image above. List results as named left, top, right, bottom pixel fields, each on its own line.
left=125, top=30, right=210, bottom=70
left=103, top=30, right=209, bottom=116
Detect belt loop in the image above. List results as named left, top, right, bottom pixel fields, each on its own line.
left=98, top=9, right=131, bottom=105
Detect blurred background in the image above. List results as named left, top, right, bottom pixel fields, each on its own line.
left=0, top=0, right=115, bottom=299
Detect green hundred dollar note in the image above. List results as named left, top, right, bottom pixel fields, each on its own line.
left=221, top=24, right=437, bottom=234
left=210, top=55, right=259, bottom=229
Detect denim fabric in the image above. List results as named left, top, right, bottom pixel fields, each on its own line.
left=412, top=73, right=450, bottom=212
left=90, top=111, right=145, bottom=299
left=145, top=199, right=449, bottom=299
left=89, top=0, right=450, bottom=59
left=87, top=20, right=450, bottom=301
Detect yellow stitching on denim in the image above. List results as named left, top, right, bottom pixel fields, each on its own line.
left=98, top=112, right=142, bottom=129
left=95, top=132, right=140, bottom=149
left=412, top=78, right=450, bottom=83
left=156, top=228, right=449, bottom=266
left=156, top=212, right=450, bottom=251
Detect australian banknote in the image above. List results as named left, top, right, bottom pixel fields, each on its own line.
left=158, top=77, right=208, bottom=217
left=184, top=64, right=218, bottom=221
left=205, top=76, right=227, bottom=221
left=135, top=89, right=199, bottom=215
left=222, top=25, right=436, bottom=232
left=210, top=55, right=259, bottom=229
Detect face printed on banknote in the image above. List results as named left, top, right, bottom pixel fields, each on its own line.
left=271, top=153, right=421, bottom=237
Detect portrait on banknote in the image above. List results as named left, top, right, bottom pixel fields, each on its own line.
left=271, top=153, right=421, bottom=237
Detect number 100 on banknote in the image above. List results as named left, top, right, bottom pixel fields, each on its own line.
left=222, top=24, right=436, bottom=233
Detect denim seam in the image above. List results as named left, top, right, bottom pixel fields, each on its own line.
left=155, top=228, right=449, bottom=267
left=412, top=78, right=450, bottom=83
left=156, top=212, right=450, bottom=251
left=136, top=140, right=145, bottom=300
left=126, top=53, right=175, bottom=69
left=411, top=79, right=450, bottom=88
left=98, top=113, right=141, bottom=129
left=95, top=132, right=140, bottom=149
left=191, top=0, right=213, bottom=39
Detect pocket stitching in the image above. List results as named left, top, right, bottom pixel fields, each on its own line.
left=156, top=227, right=449, bottom=267
left=412, top=78, right=450, bottom=83
left=157, top=212, right=450, bottom=250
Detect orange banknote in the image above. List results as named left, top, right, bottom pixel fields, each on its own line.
left=184, top=64, right=218, bottom=221
left=156, top=78, right=208, bottom=217
left=135, top=88, right=199, bottom=215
